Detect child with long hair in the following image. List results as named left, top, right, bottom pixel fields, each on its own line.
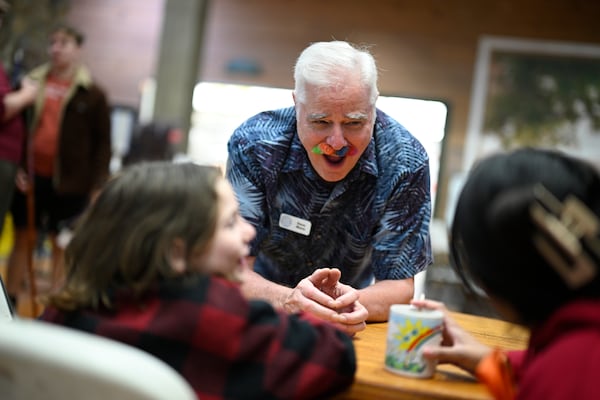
left=40, top=161, right=360, bottom=399
left=413, top=148, right=600, bottom=400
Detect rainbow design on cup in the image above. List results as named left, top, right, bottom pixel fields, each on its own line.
left=404, top=325, right=443, bottom=352
left=385, top=310, right=443, bottom=377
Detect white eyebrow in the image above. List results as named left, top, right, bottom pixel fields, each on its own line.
left=346, top=112, right=369, bottom=120
left=307, top=113, right=328, bottom=120
left=307, top=112, right=369, bottom=120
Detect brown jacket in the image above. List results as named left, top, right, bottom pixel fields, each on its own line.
left=27, top=63, right=111, bottom=195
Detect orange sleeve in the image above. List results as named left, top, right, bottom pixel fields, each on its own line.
left=475, top=349, right=517, bottom=400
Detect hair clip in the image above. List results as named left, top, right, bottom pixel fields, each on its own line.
left=529, top=184, right=599, bottom=289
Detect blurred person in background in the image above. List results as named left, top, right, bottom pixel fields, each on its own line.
left=6, top=23, right=110, bottom=308
left=0, top=0, right=38, bottom=242
left=121, top=121, right=182, bottom=167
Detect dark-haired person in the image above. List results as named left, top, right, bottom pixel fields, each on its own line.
left=6, top=24, right=111, bottom=307
left=40, top=161, right=358, bottom=399
left=122, top=121, right=182, bottom=167
left=413, top=148, right=600, bottom=400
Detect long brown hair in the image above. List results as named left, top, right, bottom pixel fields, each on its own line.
left=46, top=162, right=222, bottom=310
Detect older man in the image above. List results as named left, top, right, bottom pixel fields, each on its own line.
left=226, top=40, right=432, bottom=325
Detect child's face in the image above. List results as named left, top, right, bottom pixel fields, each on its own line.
left=190, top=178, right=255, bottom=281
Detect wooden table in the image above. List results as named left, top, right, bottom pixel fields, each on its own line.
left=333, top=312, right=529, bottom=400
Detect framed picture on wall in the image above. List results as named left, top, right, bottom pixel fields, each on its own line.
left=463, top=35, right=600, bottom=171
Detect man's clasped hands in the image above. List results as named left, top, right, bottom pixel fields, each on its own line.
left=282, top=268, right=369, bottom=335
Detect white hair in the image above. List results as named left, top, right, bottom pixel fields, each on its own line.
left=293, top=41, right=379, bottom=105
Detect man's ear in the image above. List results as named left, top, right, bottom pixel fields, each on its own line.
left=168, top=238, right=187, bottom=274
left=292, top=91, right=296, bottom=105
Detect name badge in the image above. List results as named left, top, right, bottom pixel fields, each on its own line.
left=279, top=213, right=312, bottom=236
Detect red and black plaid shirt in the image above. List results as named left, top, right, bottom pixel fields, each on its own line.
left=40, top=275, right=356, bottom=399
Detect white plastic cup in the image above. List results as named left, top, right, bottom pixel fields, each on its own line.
left=384, top=304, right=444, bottom=378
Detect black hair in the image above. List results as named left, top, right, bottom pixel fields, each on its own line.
left=122, top=122, right=178, bottom=166
left=51, top=23, right=85, bottom=46
left=450, top=148, right=600, bottom=326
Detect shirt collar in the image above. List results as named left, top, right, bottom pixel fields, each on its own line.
left=29, top=63, right=93, bottom=89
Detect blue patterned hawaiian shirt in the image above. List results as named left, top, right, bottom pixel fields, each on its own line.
left=226, top=107, right=432, bottom=288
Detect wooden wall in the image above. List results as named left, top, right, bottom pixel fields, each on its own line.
left=62, top=0, right=600, bottom=217
left=64, top=0, right=164, bottom=108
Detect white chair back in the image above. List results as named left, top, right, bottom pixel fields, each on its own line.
left=0, top=318, right=196, bottom=400
left=0, top=275, right=14, bottom=321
